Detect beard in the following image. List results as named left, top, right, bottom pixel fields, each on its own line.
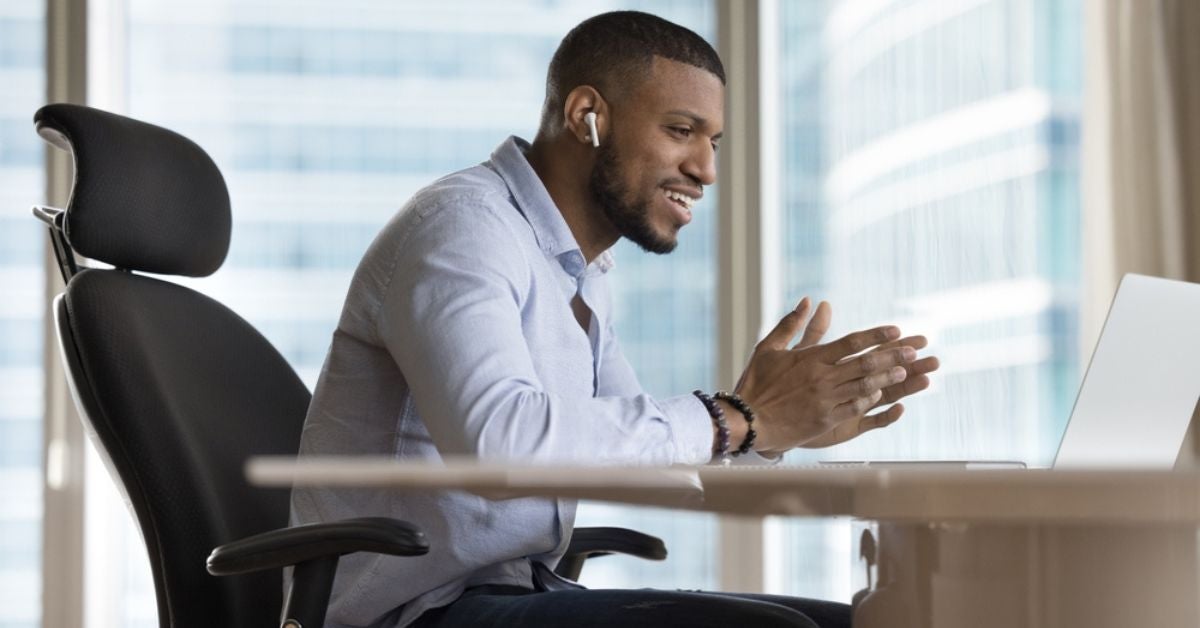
left=588, top=141, right=677, bottom=255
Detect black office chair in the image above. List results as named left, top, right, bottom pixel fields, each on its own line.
left=33, top=104, right=665, bottom=627
left=32, top=103, right=429, bottom=628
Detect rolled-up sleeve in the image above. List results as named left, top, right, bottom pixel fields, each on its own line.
left=377, top=200, right=712, bottom=466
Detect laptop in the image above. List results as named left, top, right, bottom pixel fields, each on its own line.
left=823, top=273, right=1200, bottom=470
left=1052, top=273, right=1200, bottom=468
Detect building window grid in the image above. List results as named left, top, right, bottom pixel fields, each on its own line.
left=774, top=0, right=1081, bottom=601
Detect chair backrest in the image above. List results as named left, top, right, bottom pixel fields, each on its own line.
left=36, top=104, right=312, bottom=627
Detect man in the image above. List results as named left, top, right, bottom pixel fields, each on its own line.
left=292, top=10, right=940, bottom=628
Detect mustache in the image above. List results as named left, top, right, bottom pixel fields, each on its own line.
left=659, top=177, right=703, bottom=197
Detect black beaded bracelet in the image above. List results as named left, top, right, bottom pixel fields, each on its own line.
left=693, top=390, right=732, bottom=465
left=715, top=391, right=757, bottom=456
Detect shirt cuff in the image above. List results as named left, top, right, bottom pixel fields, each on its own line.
left=656, top=394, right=715, bottom=465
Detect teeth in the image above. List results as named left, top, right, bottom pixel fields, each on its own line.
left=663, top=189, right=696, bottom=210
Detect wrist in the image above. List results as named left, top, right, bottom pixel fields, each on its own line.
left=694, top=390, right=731, bottom=463
left=714, top=399, right=748, bottom=452
left=714, top=391, right=759, bottom=456
left=724, top=394, right=783, bottom=455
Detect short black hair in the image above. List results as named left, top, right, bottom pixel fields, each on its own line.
left=539, top=11, right=725, bottom=132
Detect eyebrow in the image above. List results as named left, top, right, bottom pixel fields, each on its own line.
left=665, top=109, right=723, bottom=141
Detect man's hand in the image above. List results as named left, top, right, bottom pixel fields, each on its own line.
left=733, top=298, right=939, bottom=453
left=799, top=334, right=940, bottom=448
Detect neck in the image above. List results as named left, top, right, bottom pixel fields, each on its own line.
left=526, top=133, right=620, bottom=263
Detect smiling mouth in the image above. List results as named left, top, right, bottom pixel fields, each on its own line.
left=662, top=188, right=697, bottom=210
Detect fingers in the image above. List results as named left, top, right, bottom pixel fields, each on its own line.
left=833, top=365, right=908, bottom=403
left=792, top=300, right=831, bottom=350
left=831, top=388, right=883, bottom=423
left=911, top=354, right=940, bottom=375
left=835, top=333, right=926, bottom=369
left=758, top=297, right=812, bottom=352
left=802, top=402, right=906, bottom=449
left=879, top=374, right=934, bottom=406
left=831, top=389, right=905, bottom=425
left=831, top=346, right=916, bottom=384
left=816, top=325, right=901, bottom=364
left=860, top=403, right=904, bottom=432
left=872, top=335, right=928, bottom=354
left=835, top=335, right=927, bottom=365
left=876, top=355, right=939, bottom=402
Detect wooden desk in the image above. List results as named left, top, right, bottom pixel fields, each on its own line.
left=249, top=458, right=1200, bottom=628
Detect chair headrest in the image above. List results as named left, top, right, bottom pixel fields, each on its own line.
left=35, top=104, right=231, bottom=277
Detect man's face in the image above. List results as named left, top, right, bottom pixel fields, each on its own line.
left=588, top=56, right=724, bottom=254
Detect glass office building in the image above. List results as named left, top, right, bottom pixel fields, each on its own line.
left=0, top=1, right=45, bottom=626
left=779, top=0, right=1083, bottom=466
left=775, top=0, right=1083, bottom=600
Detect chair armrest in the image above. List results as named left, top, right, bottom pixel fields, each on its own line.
left=555, top=526, right=668, bottom=580
left=206, top=516, right=428, bottom=576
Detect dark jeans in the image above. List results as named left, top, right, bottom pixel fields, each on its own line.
left=412, top=585, right=852, bottom=628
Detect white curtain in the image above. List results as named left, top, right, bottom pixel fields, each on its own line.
left=1083, top=0, right=1200, bottom=462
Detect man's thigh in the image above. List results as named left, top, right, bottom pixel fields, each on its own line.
left=413, top=587, right=850, bottom=628
left=709, top=591, right=851, bottom=628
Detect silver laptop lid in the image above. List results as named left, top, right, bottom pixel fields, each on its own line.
left=1054, top=274, right=1200, bottom=468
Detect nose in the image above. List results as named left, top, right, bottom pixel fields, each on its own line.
left=682, top=141, right=717, bottom=187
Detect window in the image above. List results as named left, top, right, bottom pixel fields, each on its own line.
left=770, top=0, right=1084, bottom=599
left=25, top=0, right=1090, bottom=621
left=0, top=1, right=45, bottom=626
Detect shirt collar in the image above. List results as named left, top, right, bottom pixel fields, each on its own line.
left=487, top=136, right=615, bottom=277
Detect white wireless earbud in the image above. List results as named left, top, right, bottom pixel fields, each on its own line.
left=584, top=112, right=599, bottom=148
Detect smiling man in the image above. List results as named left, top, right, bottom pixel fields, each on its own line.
left=528, top=32, right=722, bottom=260
left=292, top=10, right=938, bottom=628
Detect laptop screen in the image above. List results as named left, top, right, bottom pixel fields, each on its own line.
left=1053, top=274, right=1200, bottom=469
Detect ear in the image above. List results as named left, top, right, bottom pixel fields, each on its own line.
left=562, top=85, right=608, bottom=146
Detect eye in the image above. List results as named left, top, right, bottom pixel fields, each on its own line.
left=711, top=142, right=720, bottom=153
left=667, top=126, right=693, bottom=139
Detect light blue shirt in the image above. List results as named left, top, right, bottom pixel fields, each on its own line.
left=290, top=136, right=717, bottom=627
